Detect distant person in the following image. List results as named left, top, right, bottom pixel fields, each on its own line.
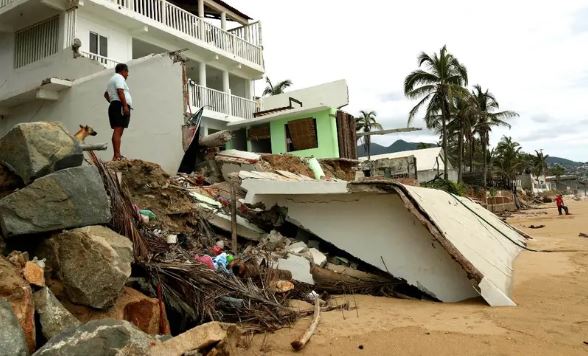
left=104, top=63, right=132, bottom=161
left=555, top=194, right=570, bottom=215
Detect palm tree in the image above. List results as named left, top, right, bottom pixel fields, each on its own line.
left=449, top=92, right=478, bottom=182
left=404, top=45, right=468, bottom=180
left=494, top=136, right=523, bottom=186
left=356, top=110, right=383, bottom=160
left=263, top=77, right=292, bottom=96
left=532, top=150, right=549, bottom=176
left=471, top=85, right=518, bottom=187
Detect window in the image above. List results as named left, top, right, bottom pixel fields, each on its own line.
left=89, top=32, right=108, bottom=58
left=285, top=118, right=318, bottom=152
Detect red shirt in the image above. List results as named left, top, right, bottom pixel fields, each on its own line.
left=555, top=196, right=563, bottom=207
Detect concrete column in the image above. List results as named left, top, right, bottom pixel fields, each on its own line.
left=222, top=70, right=230, bottom=93
left=220, top=12, right=227, bottom=30
left=248, top=80, right=255, bottom=100
left=197, top=0, right=204, bottom=17
left=199, top=62, right=207, bottom=87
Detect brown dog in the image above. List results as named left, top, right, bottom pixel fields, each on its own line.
left=74, top=125, right=98, bottom=142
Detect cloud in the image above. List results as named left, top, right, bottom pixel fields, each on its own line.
left=572, top=7, right=588, bottom=33
left=530, top=114, right=552, bottom=123
left=379, top=90, right=404, bottom=102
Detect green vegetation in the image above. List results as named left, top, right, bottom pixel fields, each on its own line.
left=263, top=77, right=292, bottom=96
left=355, top=110, right=383, bottom=160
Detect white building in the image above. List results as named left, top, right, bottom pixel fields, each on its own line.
left=361, top=147, right=458, bottom=183
left=0, top=0, right=263, bottom=172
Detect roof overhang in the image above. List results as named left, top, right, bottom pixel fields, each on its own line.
left=0, top=78, right=72, bottom=115
left=227, top=105, right=331, bottom=130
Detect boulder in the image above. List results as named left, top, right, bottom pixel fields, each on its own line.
left=42, top=226, right=132, bottom=309
left=0, top=298, right=29, bottom=356
left=0, top=163, right=22, bottom=200
left=33, top=319, right=156, bottom=356
left=0, top=122, right=83, bottom=184
left=0, top=166, right=111, bottom=237
left=22, top=262, right=45, bottom=287
left=0, top=256, right=35, bottom=352
left=149, top=321, right=239, bottom=356
left=60, top=287, right=170, bottom=336
left=33, top=287, right=80, bottom=340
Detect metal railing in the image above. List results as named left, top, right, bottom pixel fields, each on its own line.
left=80, top=51, right=119, bottom=68
left=189, top=83, right=255, bottom=119
left=14, top=15, right=59, bottom=68
left=228, top=21, right=262, bottom=47
left=0, top=0, right=17, bottom=9
left=105, top=0, right=263, bottom=67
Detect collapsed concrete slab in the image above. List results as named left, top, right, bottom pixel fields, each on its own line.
left=0, top=122, right=83, bottom=184
left=0, top=166, right=111, bottom=237
left=241, top=176, right=525, bottom=306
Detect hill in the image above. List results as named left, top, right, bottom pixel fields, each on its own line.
left=546, top=156, right=584, bottom=169
left=357, top=139, right=437, bottom=157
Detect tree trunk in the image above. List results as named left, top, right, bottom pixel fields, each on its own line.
left=366, top=135, right=371, bottom=161
left=469, top=135, right=474, bottom=173
left=457, top=127, right=464, bottom=183
left=441, top=102, right=450, bottom=181
left=482, top=133, right=488, bottom=187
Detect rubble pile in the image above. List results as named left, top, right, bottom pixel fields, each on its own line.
left=0, top=122, right=385, bottom=355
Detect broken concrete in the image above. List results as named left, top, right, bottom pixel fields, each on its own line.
left=276, top=254, right=314, bottom=285
left=0, top=166, right=111, bottom=237
left=0, top=256, right=35, bottom=353
left=287, top=241, right=308, bottom=254
left=43, top=226, right=133, bottom=309
left=0, top=298, right=29, bottom=356
left=149, top=321, right=239, bottom=356
left=34, top=319, right=155, bottom=356
left=33, top=287, right=80, bottom=340
left=241, top=176, right=525, bottom=306
left=308, top=248, right=327, bottom=267
left=0, top=122, right=83, bottom=184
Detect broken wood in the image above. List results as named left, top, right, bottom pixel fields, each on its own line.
left=80, top=142, right=108, bottom=151
left=198, top=130, right=232, bottom=147
left=291, top=298, right=320, bottom=351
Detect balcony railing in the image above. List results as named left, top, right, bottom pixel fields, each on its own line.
left=105, top=0, right=263, bottom=67
left=80, top=51, right=119, bottom=68
left=0, top=0, right=17, bottom=9
left=189, top=83, right=256, bottom=120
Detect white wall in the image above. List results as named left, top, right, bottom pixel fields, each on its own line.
left=256, top=192, right=477, bottom=302
left=0, top=53, right=185, bottom=173
left=77, top=12, right=132, bottom=63
left=418, top=168, right=458, bottom=183
left=261, top=79, right=349, bottom=110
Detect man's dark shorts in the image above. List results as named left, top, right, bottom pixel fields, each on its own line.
left=108, top=101, right=131, bottom=129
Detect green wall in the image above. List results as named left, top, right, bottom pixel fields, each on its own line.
left=264, top=107, right=340, bottom=159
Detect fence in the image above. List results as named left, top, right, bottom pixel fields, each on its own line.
left=14, top=16, right=59, bottom=68
left=189, top=83, right=255, bottom=119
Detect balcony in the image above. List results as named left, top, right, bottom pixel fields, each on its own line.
left=98, top=0, right=263, bottom=68
left=189, top=83, right=255, bottom=120
left=80, top=51, right=119, bottom=68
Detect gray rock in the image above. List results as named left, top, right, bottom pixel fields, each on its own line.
left=33, top=287, right=80, bottom=340
left=33, top=319, right=154, bottom=356
left=0, top=122, right=83, bottom=184
left=0, top=166, right=111, bottom=237
left=0, top=298, right=29, bottom=356
left=46, top=226, right=133, bottom=309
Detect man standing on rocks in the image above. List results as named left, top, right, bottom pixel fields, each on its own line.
left=104, top=63, right=132, bottom=161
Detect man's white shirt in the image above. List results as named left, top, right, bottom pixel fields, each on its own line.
left=106, top=73, right=132, bottom=107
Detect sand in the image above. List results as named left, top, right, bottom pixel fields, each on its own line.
left=241, top=199, right=588, bottom=355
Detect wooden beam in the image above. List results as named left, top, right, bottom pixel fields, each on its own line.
left=356, top=127, right=422, bottom=137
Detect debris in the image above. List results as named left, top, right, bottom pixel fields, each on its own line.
left=528, top=224, right=545, bottom=229
left=0, top=166, right=111, bottom=237
left=33, top=319, right=155, bottom=356
left=288, top=241, right=309, bottom=254
left=33, top=287, right=81, bottom=340
left=307, top=157, right=325, bottom=180
left=199, top=130, right=232, bottom=147
left=0, top=122, right=83, bottom=184
left=22, top=261, right=45, bottom=287
left=0, top=163, right=22, bottom=200
left=291, top=298, right=320, bottom=351
left=42, top=226, right=133, bottom=309
left=149, top=321, right=240, bottom=356
left=0, top=298, right=29, bottom=356
left=579, top=233, right=588, bottom=238
left=269, top=280, right=295, bottom=293
left=0, top=256, right=35, bottom=353
left=308, top=248, right=327, bottom=267
left=276, top=254, right=314, bottom=285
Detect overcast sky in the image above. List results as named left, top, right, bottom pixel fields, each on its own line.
left=245, top=0, right=588, bottom=162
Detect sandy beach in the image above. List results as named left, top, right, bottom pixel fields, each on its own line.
left=242, top=199, right=588, bottom=355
